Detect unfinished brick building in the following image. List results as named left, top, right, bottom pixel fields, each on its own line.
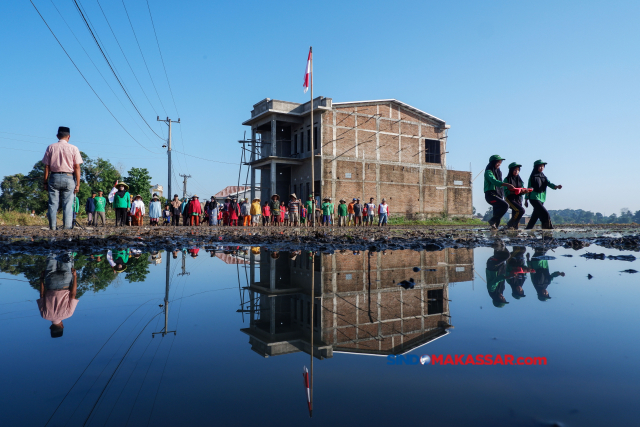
left=242, top=97, right=472, bottom=218
left=240, top=248, right=474, bottom=358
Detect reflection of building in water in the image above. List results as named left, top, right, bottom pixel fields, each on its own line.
left=241, top=249, right=473, bottom=359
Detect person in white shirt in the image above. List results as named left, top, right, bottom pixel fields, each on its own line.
left=131, top=195, right=146, bottom=226
left=366, top=198, right=376, bottom=226
left=378, top=198, right=389, bottom=226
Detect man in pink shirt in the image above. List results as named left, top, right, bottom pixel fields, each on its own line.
left=38, top=254, right=79, bottom=338
left=42, top=126, right=83, bottom=230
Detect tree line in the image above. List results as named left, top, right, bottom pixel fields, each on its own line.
left=0, top=154, right=154, bottom=214
left=482, top=207, right=640, bottom=224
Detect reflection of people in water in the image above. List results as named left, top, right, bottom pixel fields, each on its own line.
left=506, top=246, right=535, bottom=299
left=486, top=244, right=510, bottom=307
left=188, top=247, right=199, bottom=258
left=527, top=249, right=565, bottom=301
left=107, top=249, right=130, bottom=273
left=37, top=253, right=79, bottom=338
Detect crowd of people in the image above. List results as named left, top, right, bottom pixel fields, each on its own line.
left=84, top=190, right=393, bottom=228
left=41, top=126, right=395, bottom=229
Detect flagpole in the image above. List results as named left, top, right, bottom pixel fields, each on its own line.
left=309, top=47, right=316, bottom=228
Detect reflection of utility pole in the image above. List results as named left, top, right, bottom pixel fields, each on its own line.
left=153, top=255, right=176, bottom=338
left=178, top=250, right=190, bottom=277
left=179, top=174, right=191, bottom=199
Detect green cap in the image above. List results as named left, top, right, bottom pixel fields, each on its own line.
left=508, top=162, right=522, bottom=169
left=489, top=154, right=505, bottom=162
left=537, top=294, right=551, bottom=301
left=512, top=291, right=526, bottom=299
left=492, top=300, right=509, bottom=308
left=533, top=159, right=547, bottom=166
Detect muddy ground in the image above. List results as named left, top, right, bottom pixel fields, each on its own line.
left=1, top=224, right=639, bottom=254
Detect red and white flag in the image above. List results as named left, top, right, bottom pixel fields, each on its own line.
left=303, top=365, right=312, bottom=416
left=303, top=48, right=312, bottom=93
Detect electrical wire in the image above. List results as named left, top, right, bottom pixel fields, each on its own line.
left=28, top=0, right=158, bottom=154
left=120, top=0, right=168, bottom=117
left=171, top=150, right=238, bottom=165
left=35, top=1, right=164, bottom=152
left=72, top=0, right=165, bottom=141
left=94, top=0, right=162, bottom=116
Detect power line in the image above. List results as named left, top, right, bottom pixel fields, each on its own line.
left=145, top=0, right=190, bottom=177
left=120, top=0, right=169, bottom=117
left=94, top=0, right=162, bottom=116
left=72, top=0, right=165, bottom=141
left=28, top=0, right=158, bottom=154
left=46, top=0, right=164, bottom=150
left=171, top=150, right=238, bottom=165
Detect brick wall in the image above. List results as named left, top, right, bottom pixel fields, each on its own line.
left=321, top=101, right=473, bottom=217
left=317, top=248, right=472, bottom=354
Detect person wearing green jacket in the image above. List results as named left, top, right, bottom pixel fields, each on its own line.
left=94, top=190, right=107, bottom=227
left=111, top=182, right=131, bottom=227
left=527, top=249, right=565, bottom=300
left=525, top=160, right=563, bottom=229
left=484, top=155, right=515, bottom=230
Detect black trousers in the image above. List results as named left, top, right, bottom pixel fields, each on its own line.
left=526, top=200, right=553, bottom=229
left=172, top=214, right=180, bottom=226
left=505, top=196, right=525, bottom=229
left=485, top=191, right=509, bottom=227
left=115, top=208, right=128, bottom=227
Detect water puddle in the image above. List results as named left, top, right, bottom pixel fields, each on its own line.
left=1, top=244, right=638, bottom=426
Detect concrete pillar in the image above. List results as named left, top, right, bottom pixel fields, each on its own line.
left=250, top=129, right=256, bottom=202
left=271, top=118, right=277, bottom=157
left=270, top=160, right=276, bottom=199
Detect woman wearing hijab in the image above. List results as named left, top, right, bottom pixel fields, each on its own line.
left=207, top=197, right=219, bottom=226
left=525, top=160, right=562, bottom=229
left=484, top=155, right=515, bottom=230
left=503, top=162, right=532, bottom=230
left=229, top=197, right=240, bottom=226
left=188, top=195, right=202, bottom=226
left=110, top=181, right=131, bottom=227
left=149, top=193, right=162, bottom=226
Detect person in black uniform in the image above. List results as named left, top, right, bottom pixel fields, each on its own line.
left=527, top=249, right=565, bottom=301
left=483, top=155, right=515, bottom=230
left=525, top=160, right=563, bottom=229
left=503, top=162, right=529, bottom=230
left=506, top=246, right=532, bottom=299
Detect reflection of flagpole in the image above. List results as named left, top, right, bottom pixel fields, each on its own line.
left=309, top=252, right=314, bottom=417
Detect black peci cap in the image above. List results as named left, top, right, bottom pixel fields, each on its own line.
left=58, top=126, right=70, bottom=134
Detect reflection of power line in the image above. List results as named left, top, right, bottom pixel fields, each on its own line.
left=42, top=298, right=157, bottom=427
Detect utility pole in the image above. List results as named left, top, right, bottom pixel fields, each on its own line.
left=153, top=254, right=176, bottom=338
left=158, top=116, right=180, bottom=201
left=179, top=174, right=191, bottom=199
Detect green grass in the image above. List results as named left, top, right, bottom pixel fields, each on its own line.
left=0, top=211, right=50, bottom=226
left=387, top=216, right=484, bottom=226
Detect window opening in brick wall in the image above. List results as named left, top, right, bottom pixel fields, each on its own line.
left=313, top=126, right=318, bottom=150
left=307, top=129, right=311, bottom=152
left=425, top=139, right=441, bottom=164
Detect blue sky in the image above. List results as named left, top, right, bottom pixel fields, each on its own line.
left=2, top=0, right=638, bottom=214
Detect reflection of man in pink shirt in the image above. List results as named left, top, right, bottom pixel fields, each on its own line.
left=37, top=258, right=79, bottom=338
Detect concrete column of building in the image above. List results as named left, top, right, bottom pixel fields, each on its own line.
left=271, top=118, right=277, bottom=157
left=250, top=128, right=256, bottom=202
left=270, top=160, right=276, bottom=199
